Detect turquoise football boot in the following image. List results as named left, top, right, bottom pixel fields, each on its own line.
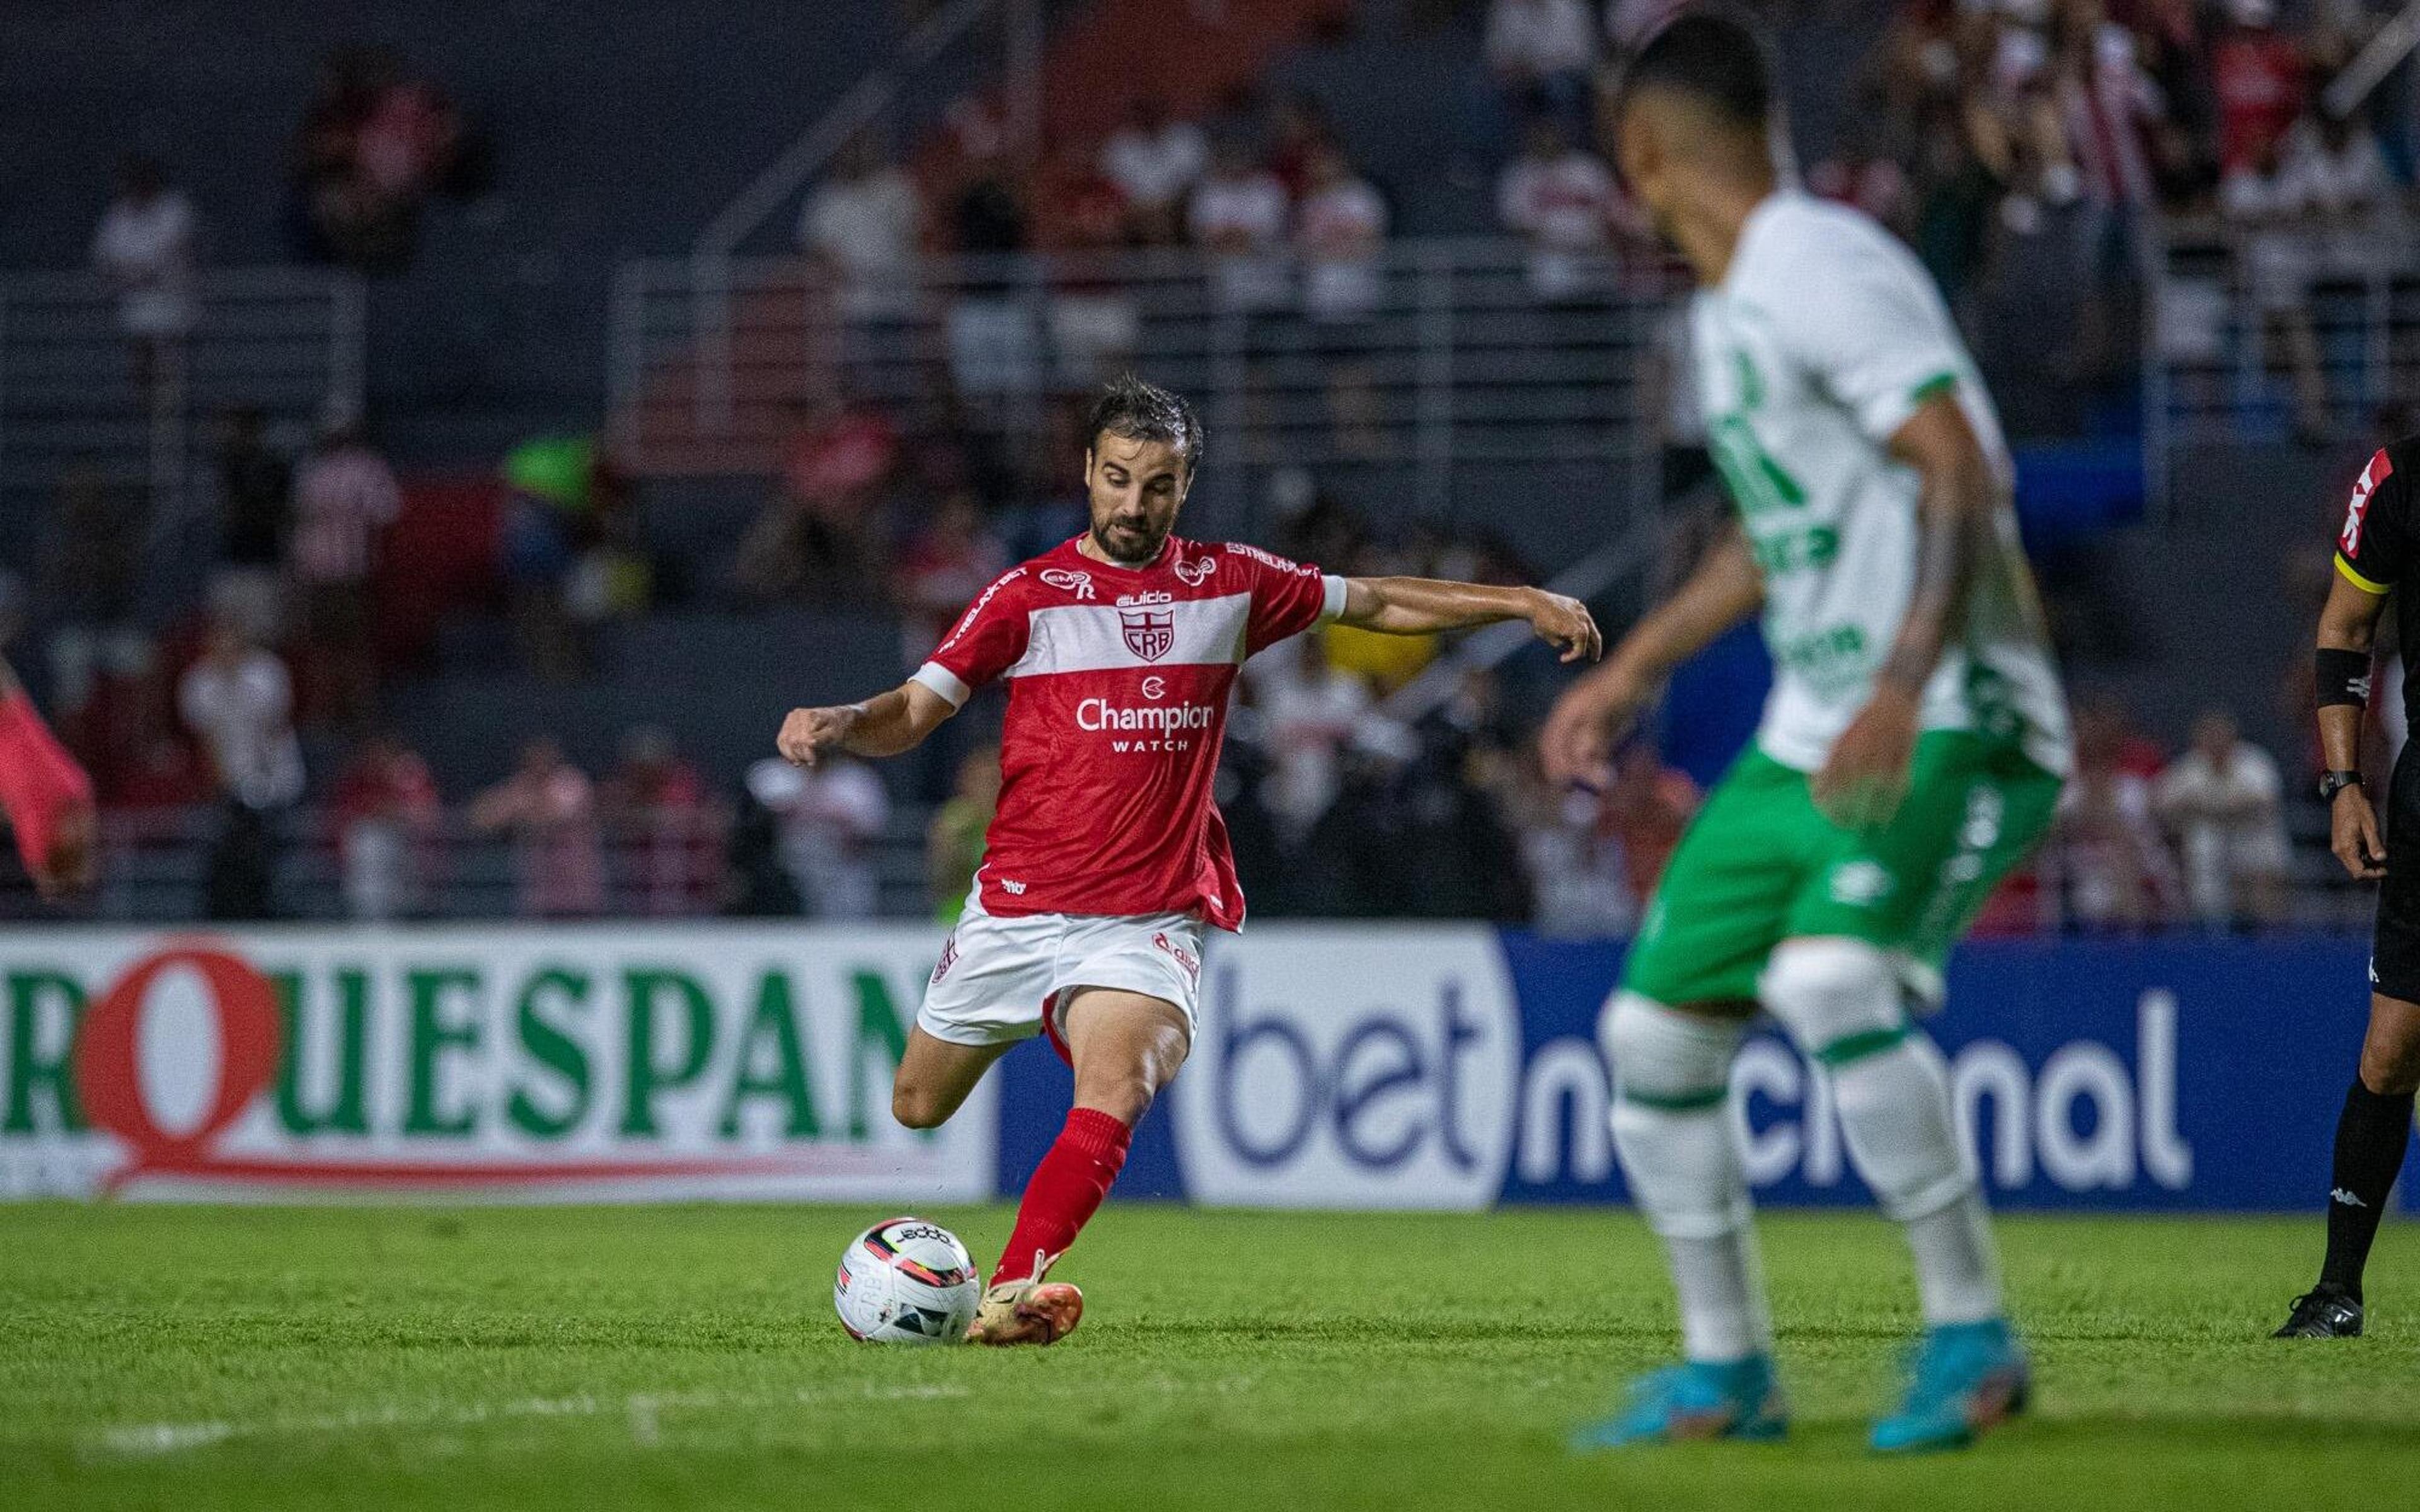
left=1570, top=1355, right=1789, bottom=1449
left=1870, top=1318, right=2031, bottom=1453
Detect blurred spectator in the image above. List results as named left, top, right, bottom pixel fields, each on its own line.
left=1037, top=142, right=1141, bottom=385
left=1297, top=140, right=1388, bottom=322
left=737, top=400, right=896, bottom=608
left=894, top=495, right=1011, bottom=670
left=1297, top=141, right=1390, bottom=457
left=90, top=154, right=196, bottom=398
left=2043, top=697, right=2180, bottom=930
left=927, top=743, right=1001, bottom=921
left=328, top=728, right=441, bottom=921
left=945, top=153, right=1037, bottom=396
left=1496, top=119, right=1625, bottom=303
left=2281, top=103, right=2397, bottom=274
left=1190, top=133, right=1293, bottom=312
left=1598, top=740, right=1699, bottom=907
left=2212, top=0, right=2307, bottom=180
left=600, top=726, right=718, bottom=916
left=2154, top=708, right=2291, bottom=929
left=1250, top=634, right=1374, bottom=843
left=38, top=467, right=152, bottom=753
left=499, top=433, right=609, bottom=675
left=1263, top=91, right=1332, bottom=200
left=1809, top=120, right=1914, bottom=238
left=563, top=490, right=655, bottom=631
left=470, top=736, right=606, bottom=919
left=210, top=407, right=292, bottom=644
left=112, top=735, right=210, bottom=815
left=798, top=130, right=924, bottom=325
left=745, top=752, right=890, bottom=918
left=2054, top=8, right=2164, bottom=381
left=723, top=776, right=804, bottom=917
left=1482, top=0, right=1598, bottom=144
left=1511, top=762, right=1637, bottom=938
left=289, top=420, right=400, bottom=726
left=179, top=621, right=306, bottom=920
left=289, top=49, right=470, bottom=271
left=1100, top=95, right=1207, bottom=245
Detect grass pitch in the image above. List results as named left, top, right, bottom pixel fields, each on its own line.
left=3, top=1203, right=2415, bottom=1510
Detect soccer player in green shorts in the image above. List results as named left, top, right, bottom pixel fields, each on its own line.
left=1540, top=14, right=2071, bottom=1454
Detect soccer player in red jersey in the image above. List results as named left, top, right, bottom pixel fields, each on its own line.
left=0, top=658, right=98, bottom=898
left=777, top=375, right=1600, bottom=1344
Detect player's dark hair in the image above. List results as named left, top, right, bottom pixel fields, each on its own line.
left=1619, top=9, right=1772, bottom=132
left=1086, top=373, right=1204, bottom=478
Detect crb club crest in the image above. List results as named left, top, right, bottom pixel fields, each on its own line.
left=1039, top=567, right=1097, bottom=600
left=1173, top=555, right=1217, bottom=587
left=1120, top=607, right=1175, bottom=662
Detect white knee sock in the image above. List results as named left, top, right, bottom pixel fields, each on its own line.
left=1602, top=992, right=1772, bottom=1361
left=1761, top=939, right=2005, bottom=1327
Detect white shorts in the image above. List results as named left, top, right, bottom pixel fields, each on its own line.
left=916, top=890, right=1207, bottom=1057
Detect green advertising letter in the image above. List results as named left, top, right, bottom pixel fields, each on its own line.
left=849, top=970, right=915, bottom=1140
left=717, top=971, right=819, bottom=1139
left=274, top=968, right=370, bottom=1135
left=620, top=968, right=715, bottom=1137
left=403, top=967, right=482, bottom=1137
left=508, top=968, right=592, bottom=1138
left=4, top=971, right=87, bottom=1133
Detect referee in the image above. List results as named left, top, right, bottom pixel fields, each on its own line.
left=2279, top=442, right=2420, bottom=1337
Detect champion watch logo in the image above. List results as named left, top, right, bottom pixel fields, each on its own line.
left=2343, top=449, right=2392, bottom=556
left=1039, top=568, right=1097, bottom=600
left=1121, top=608, right=1175, bottom=662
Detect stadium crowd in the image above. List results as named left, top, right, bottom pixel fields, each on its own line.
left=6, top=1, right=2412, bottom=928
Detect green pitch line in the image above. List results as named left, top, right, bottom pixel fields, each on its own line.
left=1, top=1204, right=2414, bottom=1511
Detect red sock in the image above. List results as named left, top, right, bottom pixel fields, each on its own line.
left=991, top=1106, right=1131, bottom=1287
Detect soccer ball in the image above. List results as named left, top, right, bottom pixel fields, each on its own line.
left=834, top=1217, right=981, bottom=1344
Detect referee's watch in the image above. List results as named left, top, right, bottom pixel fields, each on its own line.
left=2320, top=769, right=2366, bottom=803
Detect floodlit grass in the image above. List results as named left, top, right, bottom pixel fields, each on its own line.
left=3, top=1203, right=2415, bottom=1509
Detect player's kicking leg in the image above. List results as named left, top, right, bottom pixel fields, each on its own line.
left=2274, top=991, right=2420, bottom=1337
left=965, top=987, right=1189, bottom=1346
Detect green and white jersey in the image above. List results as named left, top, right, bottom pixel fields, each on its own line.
left=1691, top=192, right=2071, bottom=778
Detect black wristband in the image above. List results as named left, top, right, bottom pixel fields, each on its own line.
left=2317, top=646, right=2374, bottom=709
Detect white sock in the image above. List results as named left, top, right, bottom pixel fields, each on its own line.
left=1603, top=993, right=1770, bottom=1361
left=1760, top=940, right=2005, bottom=1329
left=1666, top=1227, right=1775, bottom=1362
left=1831, top=1035, right=2005, bottom=1325
left=1902, top=1186, right=2005, bottom=1326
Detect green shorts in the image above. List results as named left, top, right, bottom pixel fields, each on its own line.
left=1621, top=730, right=2062, bottom=1009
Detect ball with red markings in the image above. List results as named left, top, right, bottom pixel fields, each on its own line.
left=834, top=1217, right=981, bottom=1344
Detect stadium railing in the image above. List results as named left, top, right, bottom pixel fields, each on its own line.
left=6, top=803, right=931, bottom=926
left=606, top=240, right=1675, bottom=540
left=0, top=265, right=365, bottom=593
left=2146, top=212, right=2420, bottom=518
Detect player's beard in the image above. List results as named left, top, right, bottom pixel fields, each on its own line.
left=1090, top=514, right=1167, bottom=566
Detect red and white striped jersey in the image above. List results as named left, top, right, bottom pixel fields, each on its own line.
left=910, top=534, right=1345, bottom=929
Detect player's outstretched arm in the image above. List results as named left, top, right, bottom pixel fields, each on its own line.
left=2317, top=569, right=2390, bottom=879
left=1540, top=525, right=1763, bottom=790
left=778, top=681, right=956, bottom=768
left=1814, top=393, right=1996, bottom=828
left=1335, top=577, right=1601, bottom=662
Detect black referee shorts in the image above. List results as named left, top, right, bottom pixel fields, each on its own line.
left=2373, top=744, right=2420, bottom=1004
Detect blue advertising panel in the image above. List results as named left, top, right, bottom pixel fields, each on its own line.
left=996, top=931, right=2406, bottom=1215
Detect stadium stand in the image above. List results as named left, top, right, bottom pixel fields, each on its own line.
left=0, top=0, right=2410, bottom=933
